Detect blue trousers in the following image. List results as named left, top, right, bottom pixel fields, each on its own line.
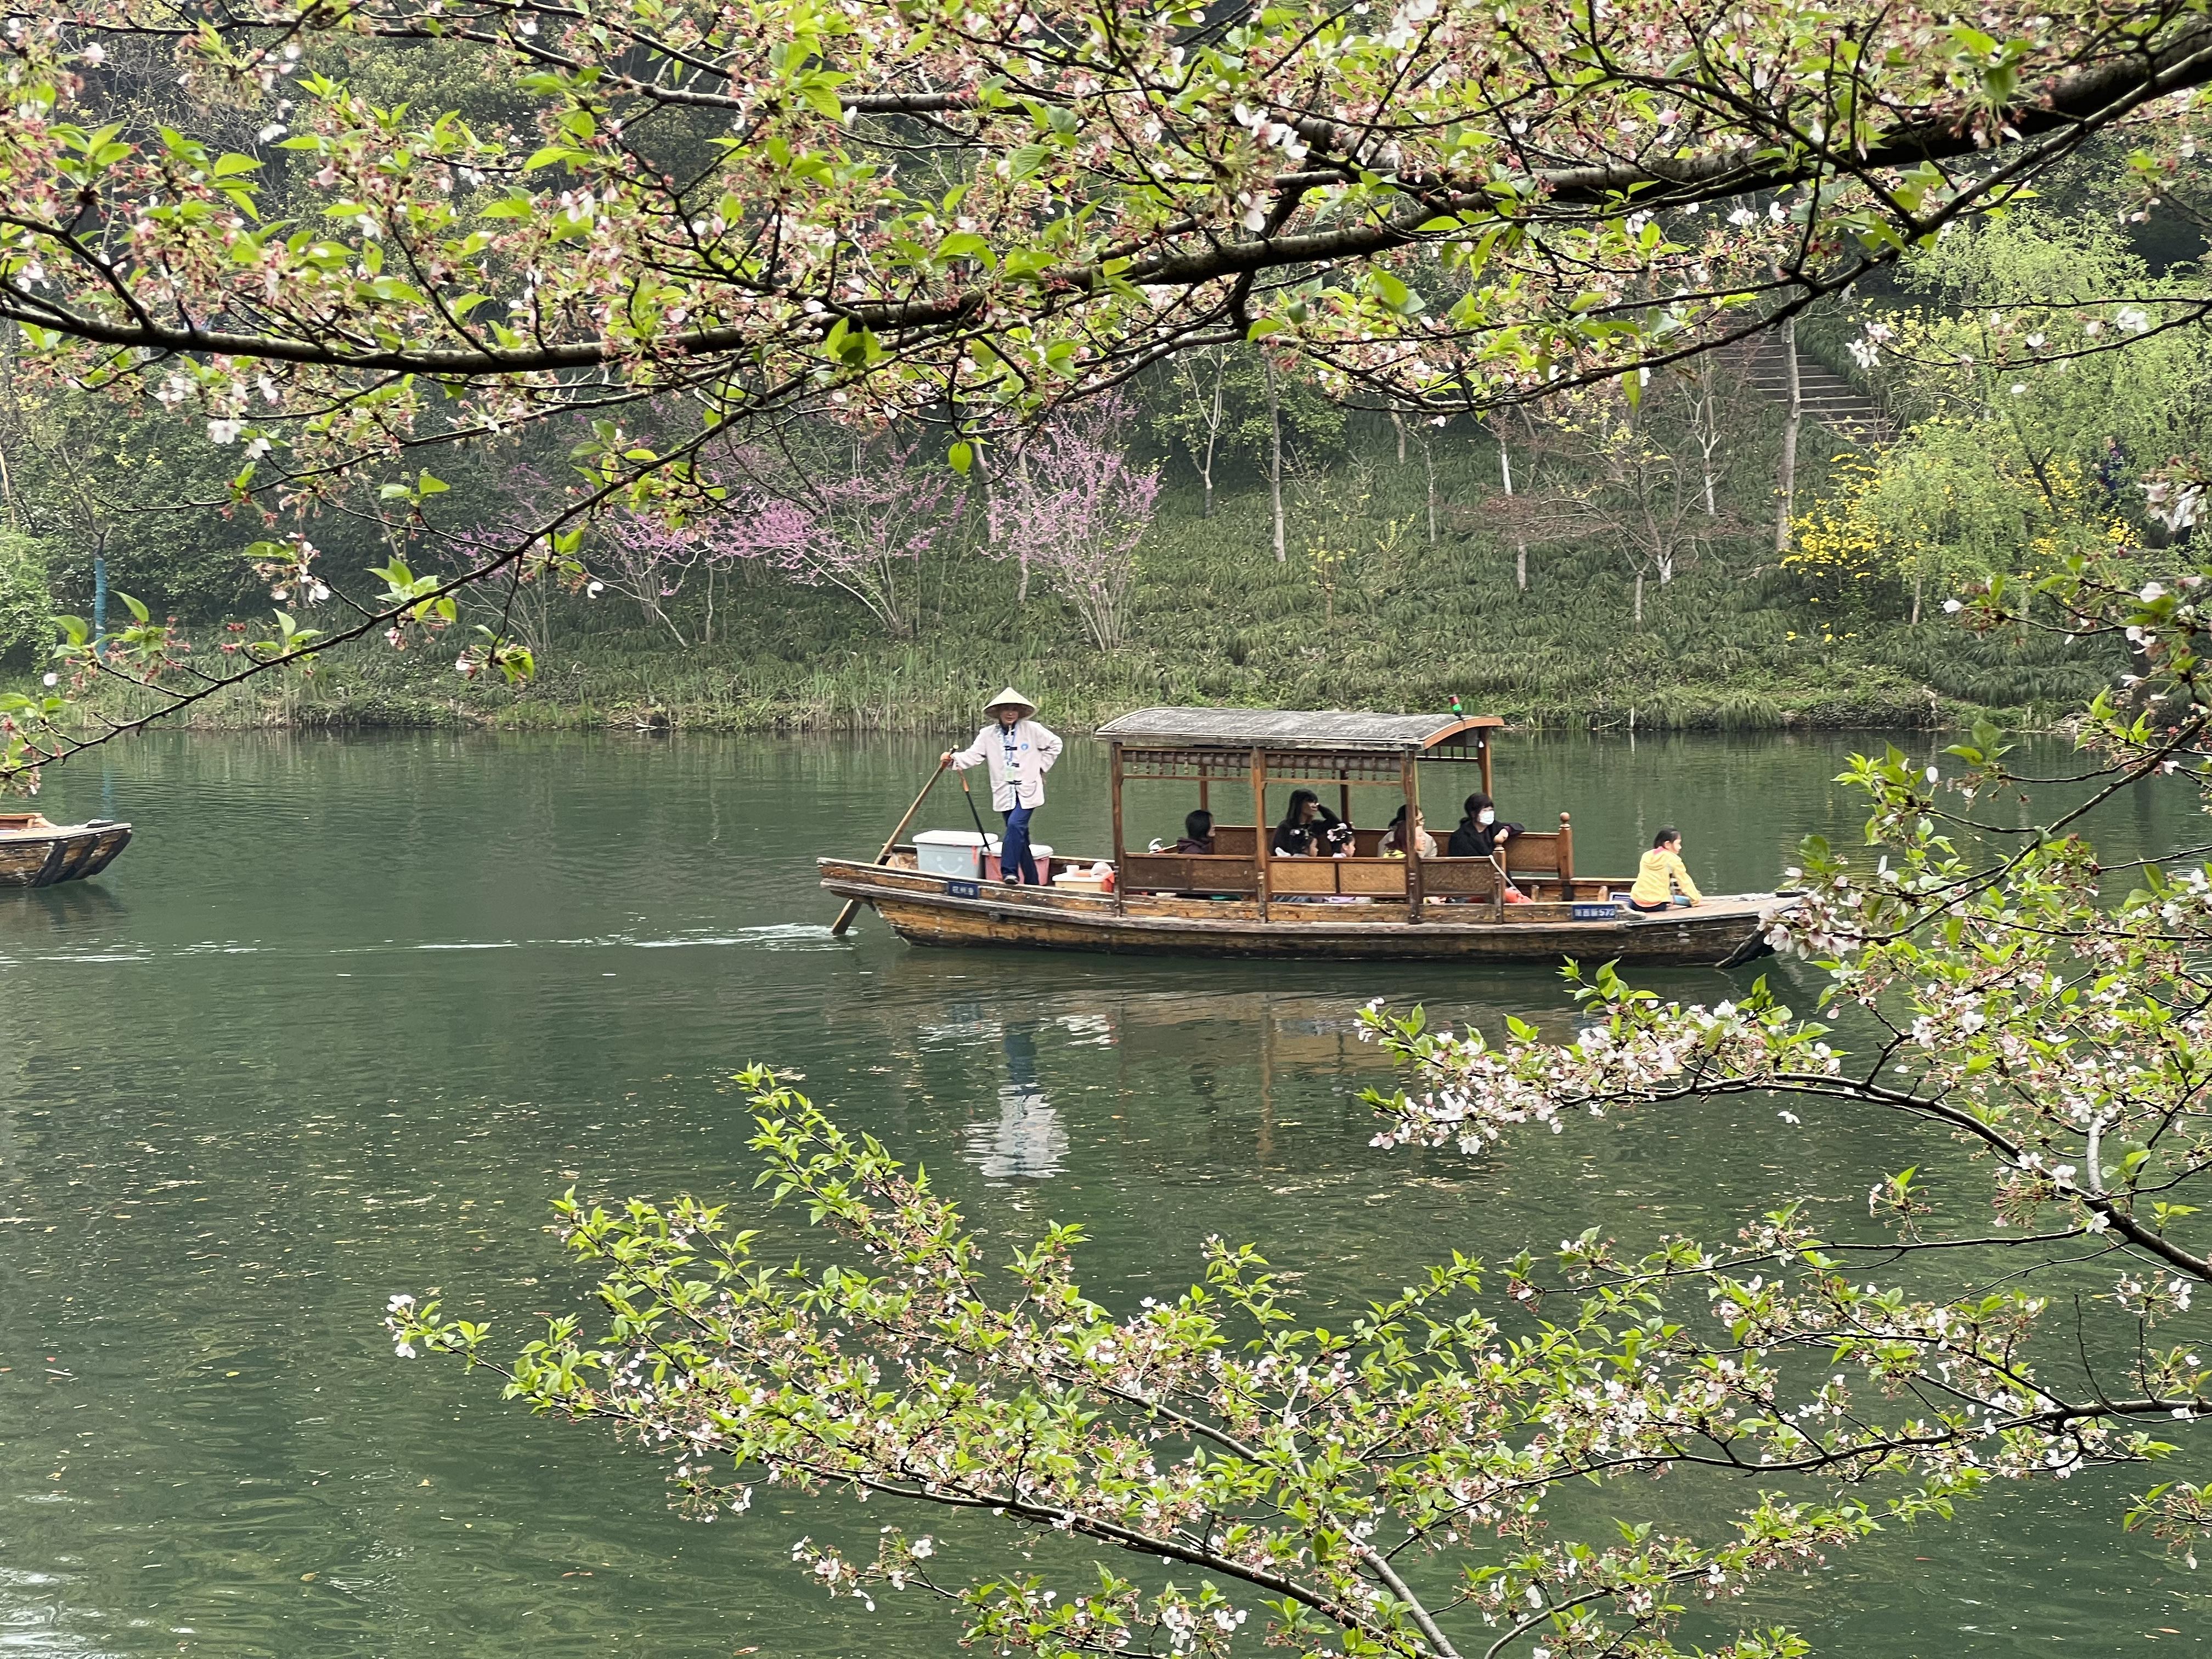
left=1000, top=804, right=1037, bottom=884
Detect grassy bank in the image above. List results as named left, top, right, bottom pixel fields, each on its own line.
left=43, top=425, right=2120, bottom=740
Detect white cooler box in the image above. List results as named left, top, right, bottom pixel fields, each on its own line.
left=912, top=830, right=1052, bottom=883
left=915, top=829, right=992, bottom=878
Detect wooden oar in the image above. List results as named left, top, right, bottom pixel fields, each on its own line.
left=830, top=755, right=950, bottom=936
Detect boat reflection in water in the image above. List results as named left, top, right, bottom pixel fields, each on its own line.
left=966, top=1021, right=1070, bottom=1185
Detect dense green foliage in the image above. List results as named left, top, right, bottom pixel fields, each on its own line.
left=0, top=529, right=54, bottom=664
left=1786, top=216, right=2211, bottom=617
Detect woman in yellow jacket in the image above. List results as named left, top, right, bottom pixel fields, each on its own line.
left=1626, top=827, right=1703, bottom=912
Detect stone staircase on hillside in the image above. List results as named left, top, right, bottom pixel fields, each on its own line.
left=1735, top=335, right=1893, bottom=450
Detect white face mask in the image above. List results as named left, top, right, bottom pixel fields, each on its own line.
left=1477, top=809, right=1496, bottom=826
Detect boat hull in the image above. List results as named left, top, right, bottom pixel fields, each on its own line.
left=0, top=820, right=133, bottom=888
left=820, top=859, right=1781, bottom=967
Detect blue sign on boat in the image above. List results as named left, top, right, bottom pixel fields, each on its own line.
left=947, top=880, right=980, bottom=899
left=1572, top=902, right=1624, bottom=921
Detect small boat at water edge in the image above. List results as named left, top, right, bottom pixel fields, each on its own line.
left=0, top=812, right=132, bottom=887
left=821, top=707, right=1791, bottom=969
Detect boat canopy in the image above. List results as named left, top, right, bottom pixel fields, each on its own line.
left=1094, top=707, right=1501, bottom=755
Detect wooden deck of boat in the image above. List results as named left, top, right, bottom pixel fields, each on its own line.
left=820, top=856, right=1781, bottom=966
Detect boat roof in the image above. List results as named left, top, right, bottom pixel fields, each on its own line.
left=1096, top=707, right=1502, bottom=754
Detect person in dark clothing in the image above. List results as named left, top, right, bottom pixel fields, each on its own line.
left=1272, top=788, right=1352, bottom=856
left=2096, top=435, right=2131, bottom=502
left=1173, top=809, right=1216, bottom=854
left=1446, top=792, right=1524, bottom=857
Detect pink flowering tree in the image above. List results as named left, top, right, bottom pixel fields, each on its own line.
left=989, top=399, right=1160, bottom=652
left=595, top=504, right=723, bottom=647
left=702, top=432, right=962, bottom=640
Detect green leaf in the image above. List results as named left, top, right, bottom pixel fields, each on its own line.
left=948, top=441, right=973, bottom=475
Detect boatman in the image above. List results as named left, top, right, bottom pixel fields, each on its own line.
left=945, top=687, right=1063, bottom=885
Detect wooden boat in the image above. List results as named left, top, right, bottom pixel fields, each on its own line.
left=0, top=812, right=132, bottom=888
left=821, top=708, right=1788, bottom=967
left=822, top=708, right=1787, bottom=969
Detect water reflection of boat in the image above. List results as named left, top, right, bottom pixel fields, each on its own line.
left=822, top=708, right=1784, bottom=967
left=0, top=814, right=132, bottom=887
left=965, top=1023, right=1069, bottom=1184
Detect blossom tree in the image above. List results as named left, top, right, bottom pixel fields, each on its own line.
left=1351, top=550, right=2212, bottom=1572
left=706, top=430, right=962, bottom=640
left=988, top=399, right=1160, bottom=652
left=592, top=505, right=714, bottom=647
left=391, top=1072, right=2039, bottom=1659
left=7, top=0, right=2212, bottom=774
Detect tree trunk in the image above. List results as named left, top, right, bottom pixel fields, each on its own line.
left=1774, top=317, right=1801, bottom=555
left=1266, top=358, right=1286, bottom=562
left=1201, top=356, right=1227, bottom=519
left=1633, top=568, right=1645, bottom=624
left=1421, top=427, right=1437, bottom=547
left=1015, top=444, right=1034, bottom=603
left=0, top=323, right=16, bottom=532
left=1697, top=354, right=1719, bottom=516
left=1391, top=410, right=1407, bottom=465
left=1912, top=567, right=1923, bottom=625
left=1498, top=430, right=1528, bottom=590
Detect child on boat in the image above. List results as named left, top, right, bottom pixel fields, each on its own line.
left=1271, top=790, right=1353, bottom=857
left=1626, top=827, right=1703, bottom=911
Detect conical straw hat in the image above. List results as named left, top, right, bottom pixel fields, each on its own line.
left=983, top=686, right=1036, bottom=718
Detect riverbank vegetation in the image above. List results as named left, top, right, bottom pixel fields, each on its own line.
left=3, top=317, right=2143, bottom=737
left=4, top=9, right=2209, bottom=765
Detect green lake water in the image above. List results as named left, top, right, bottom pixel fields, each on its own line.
left=2, top=729, right=2205, bottom=1656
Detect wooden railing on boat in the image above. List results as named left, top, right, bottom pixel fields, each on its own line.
left=1129, top=814, right=1582, bottom=911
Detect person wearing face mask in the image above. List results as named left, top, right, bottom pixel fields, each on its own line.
left=1446, top=792, right=1522, bottom=858
left=1446, top=791, right=1532, bottom=903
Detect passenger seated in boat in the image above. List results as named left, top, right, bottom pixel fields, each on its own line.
left=1378, top=805, right=1436, bottom=859
left=1446, top=792, right=1523, bottom=857
left=1626, top=827, right=1704, bottom=911
left=1443, top=791, right=1531, bottom=903
left=1272, top=789, right=1353, bottom=857
left=1173, top=809, right=1216, bottom=854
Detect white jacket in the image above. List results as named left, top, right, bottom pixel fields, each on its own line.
left=951, top=719, right=1062, bottom=811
